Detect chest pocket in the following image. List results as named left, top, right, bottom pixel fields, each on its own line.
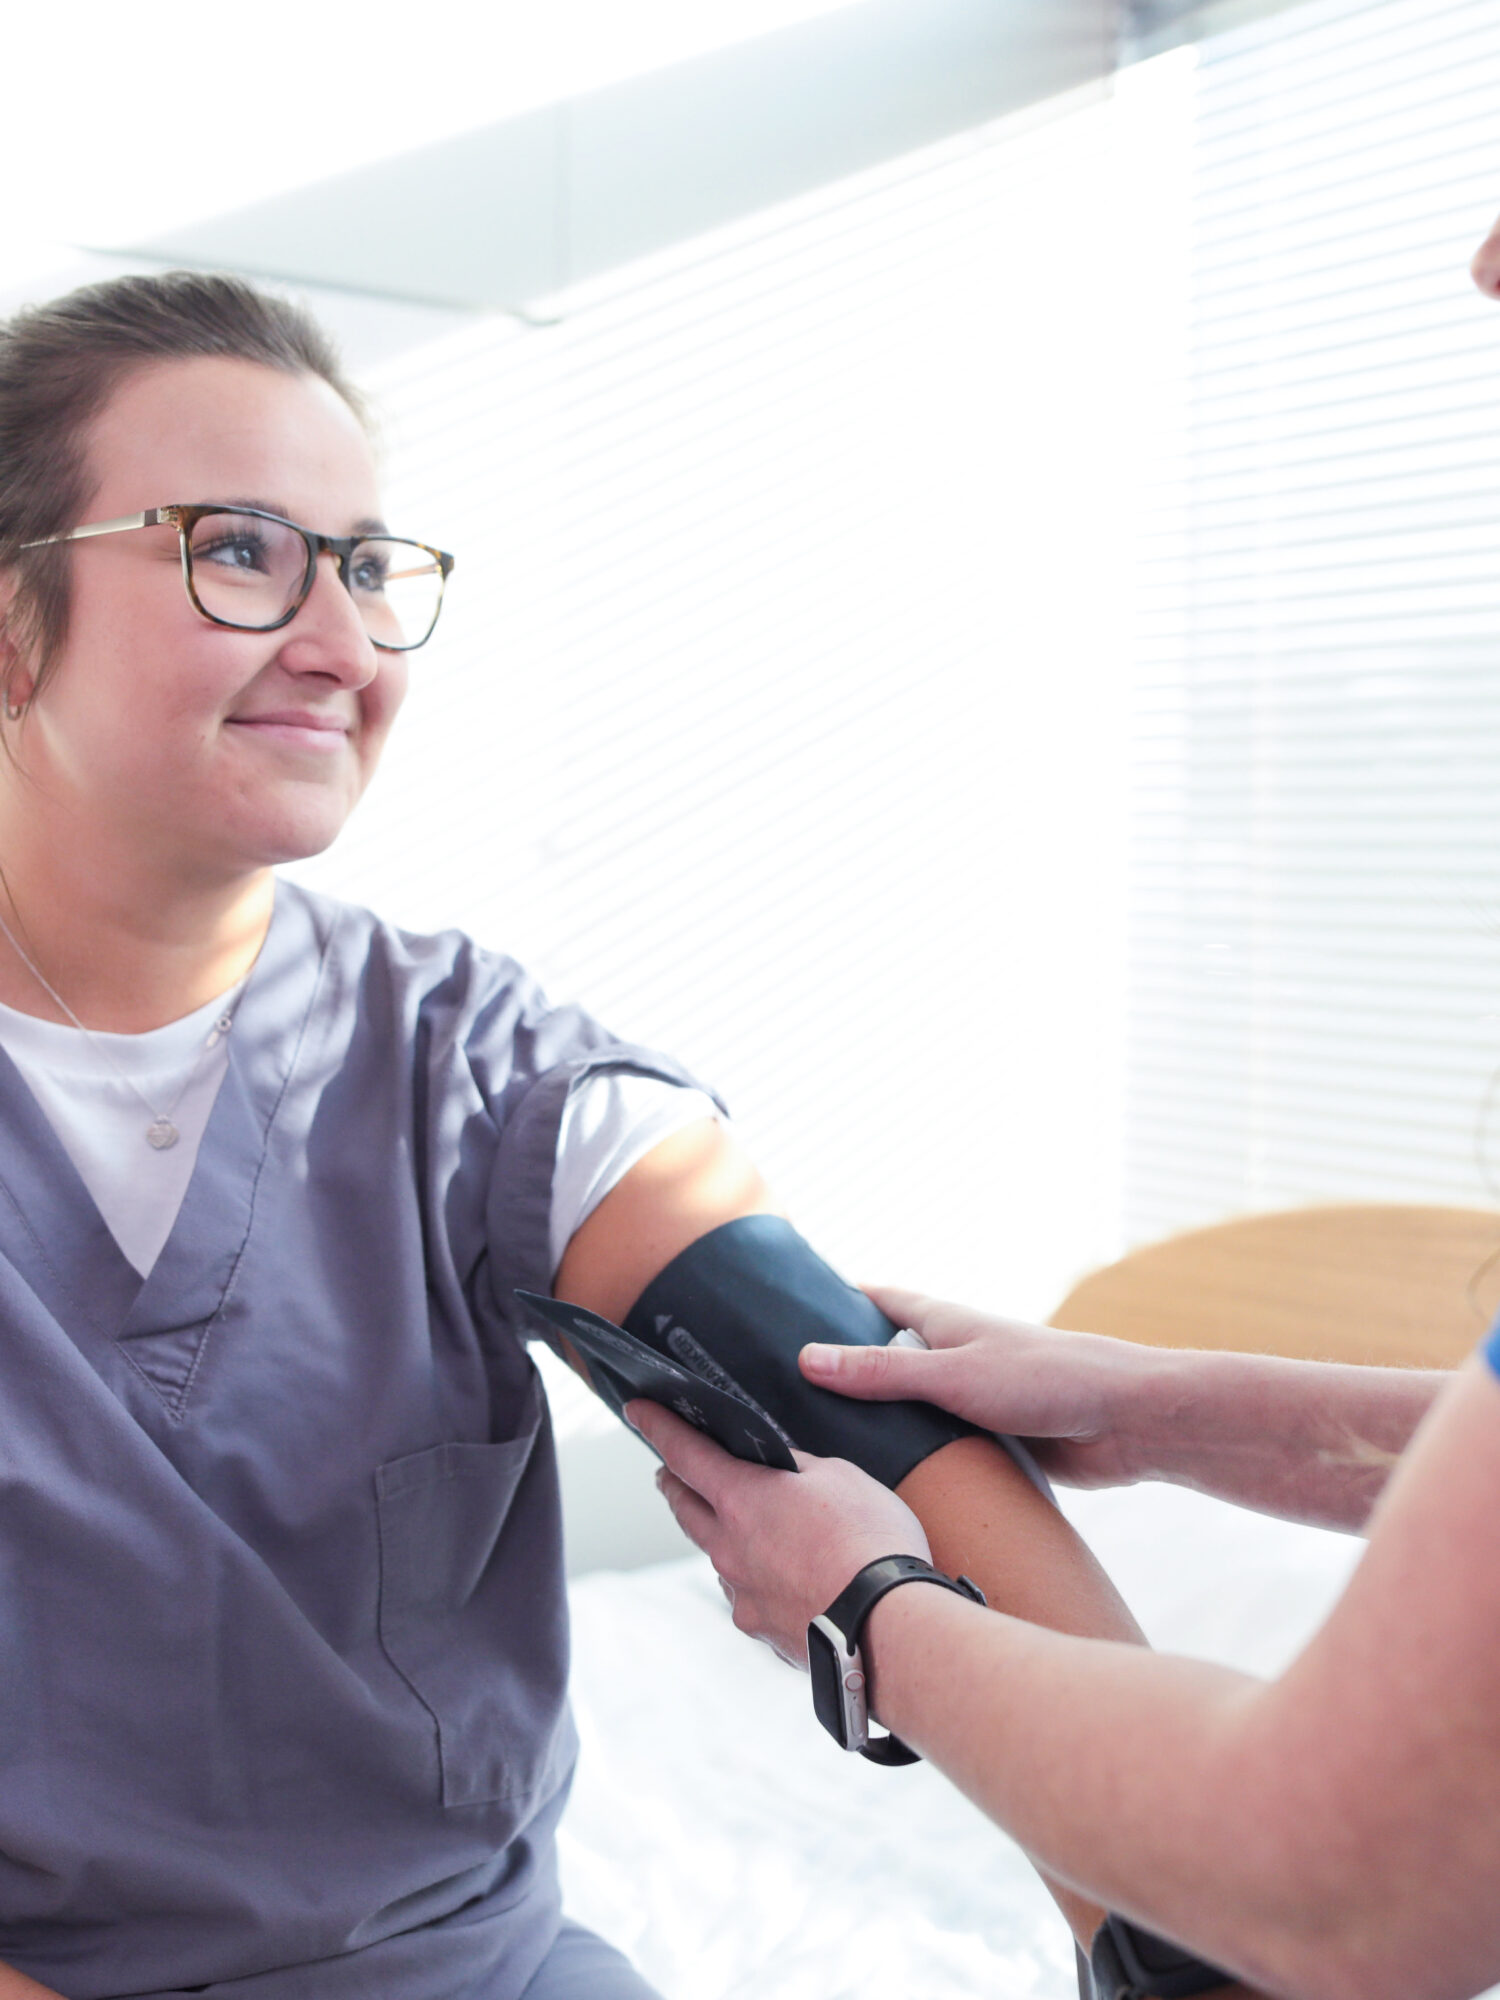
left=375, top=1401, right=570, bottom=1809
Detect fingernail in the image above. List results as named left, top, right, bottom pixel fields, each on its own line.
left=802, top=1343, right=843, bottom=1374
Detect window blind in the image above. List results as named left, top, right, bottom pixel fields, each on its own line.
left=287, top=87, right=1129, bottom=1334
left=1126, top=0, right=1500, bottom=1244
left=282, top=0, right=1500, bottom=1333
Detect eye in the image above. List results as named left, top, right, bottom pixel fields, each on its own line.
left=194, top=528, right=273, bottom=576
left=350, top=544, right=392, bottom=595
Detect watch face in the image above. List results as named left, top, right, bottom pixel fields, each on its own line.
left=808, top=1617, right=854, bottom=1749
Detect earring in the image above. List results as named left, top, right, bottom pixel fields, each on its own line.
left=1, top=663, right=31, bottom=722
left=0, top=636, right=23, bottom=720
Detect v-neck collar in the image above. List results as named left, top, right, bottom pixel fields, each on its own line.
left=0, top=880, right=337, bottom=1417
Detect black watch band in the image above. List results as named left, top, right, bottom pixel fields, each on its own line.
left=1087, top=1915, right=1233, bottom=2000
left=812, top=1555, right=986, bottom=1766
left=826, top=1554, right=987, bottom=1647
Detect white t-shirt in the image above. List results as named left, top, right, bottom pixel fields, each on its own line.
left=546, top=1070, right=721, bottom=1275
left=0, top=994, right=719, bottom=1281
left=0, top=990, right=236, bottom=1277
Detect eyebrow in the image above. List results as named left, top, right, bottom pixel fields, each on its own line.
left=216, top=498, right=392, bottom=538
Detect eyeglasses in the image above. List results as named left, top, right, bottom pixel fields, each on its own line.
left=23, top=504, right=455, bottom=652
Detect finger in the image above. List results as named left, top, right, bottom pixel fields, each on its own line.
left=626, top=1399, right=744, bottom=1509
left=797, top=1336, right=950, bottom=1401
left=861, top=1282, right=967, bottom=1343
left=654, top=1466, right=720, bottom=1552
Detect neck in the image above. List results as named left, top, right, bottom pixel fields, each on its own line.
left=0, top=838, right=274, bottom=1036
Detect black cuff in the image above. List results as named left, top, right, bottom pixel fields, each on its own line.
left=624, top=1215, right=985, bottom=1487
left=1088, top=1916, right=1233, bottom=2000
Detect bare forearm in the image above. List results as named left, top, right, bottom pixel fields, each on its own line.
left=898, top=1435, right=1144, bottom=1642
left=897, top=1436, right=1144, bottom=1944
left=1122, top=1348, right=1449, bottom=1530
left=807, top=1293, right=1449, bottom=1532
left=864, top=1588, right=1330, bottom=1998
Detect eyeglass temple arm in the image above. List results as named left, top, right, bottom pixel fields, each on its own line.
left=20, top=510, right=168, bottom=551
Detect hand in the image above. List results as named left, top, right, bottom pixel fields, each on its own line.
left=626, top=1400, right=930, bottom=1667
left=797, top=1285, right=1155, bottom=1489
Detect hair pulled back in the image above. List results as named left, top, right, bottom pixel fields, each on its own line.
left=0, top=270, right=365, bottom=707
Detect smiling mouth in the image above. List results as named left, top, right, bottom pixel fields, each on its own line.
left=226, top=713, right=352, bottom=749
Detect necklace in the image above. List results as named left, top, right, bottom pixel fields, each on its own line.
left=0, top=903, right=243, bottom=1151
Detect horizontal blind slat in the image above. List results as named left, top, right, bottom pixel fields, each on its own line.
left=1127, top=0, right=1500, bottom=1240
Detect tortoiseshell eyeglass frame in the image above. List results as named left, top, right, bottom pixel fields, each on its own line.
left=22, top=503, right=456, bottom=652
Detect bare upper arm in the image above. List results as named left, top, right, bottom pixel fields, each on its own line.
left=1226, top=1357, right=1500, bottom=1990
left=552, top=1116, right=781, bottom=1325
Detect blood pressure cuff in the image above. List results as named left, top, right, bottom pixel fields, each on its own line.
left=621, top=1213, right=986, bottom=1490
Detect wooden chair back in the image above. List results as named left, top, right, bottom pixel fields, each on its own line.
left=1050, top=1205, right=1500, bottom=1369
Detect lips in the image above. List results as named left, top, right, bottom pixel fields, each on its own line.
left=228, top=710, right=350, bottom=733
left=225, top=710, right=353, bottom=751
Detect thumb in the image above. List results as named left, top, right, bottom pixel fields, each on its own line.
left=798, top=1337, right=947, bottom=1402
left=862, top=1282, right=969, bottom=1351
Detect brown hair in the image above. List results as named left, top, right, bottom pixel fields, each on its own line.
left=0, top=270, right=366, bottom=707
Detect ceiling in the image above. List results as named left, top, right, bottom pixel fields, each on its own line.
left=133, top=0, right=1119, bottom=317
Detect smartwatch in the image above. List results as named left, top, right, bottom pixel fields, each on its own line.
left=1087, top=1914, right=1233, bottom=2000
left=807, top=1553, right=986, bottom=1765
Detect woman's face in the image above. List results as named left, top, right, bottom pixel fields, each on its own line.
left=10, top=355, right=408, bottom=880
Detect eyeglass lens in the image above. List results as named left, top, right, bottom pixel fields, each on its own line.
left=186, top=511, right=444, bottom=648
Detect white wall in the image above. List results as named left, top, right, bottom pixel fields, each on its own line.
left=286, top=89, right=1135, bottom=1397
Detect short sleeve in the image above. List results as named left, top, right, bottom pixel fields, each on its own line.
left=484, top=1039, right=725, bottom=1316
left=549, top=1073, right=723, bottom=1274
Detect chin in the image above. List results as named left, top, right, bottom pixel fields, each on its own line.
left=266, top=825, right=351, bottom=867
left=232, top=806, right=360, bottom=871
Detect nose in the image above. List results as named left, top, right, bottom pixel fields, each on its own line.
left=276, top=551, right=381, bottom=688
left=1471, top=211, right=1500, bottom=299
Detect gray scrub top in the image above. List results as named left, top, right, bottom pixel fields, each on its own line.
left=0, top=881, right=704, bottom=2000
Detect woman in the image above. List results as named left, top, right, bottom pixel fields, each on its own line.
left=0, top=271, right=1156, bottom=2000
left=634, top=210, right=1500, bottom=2000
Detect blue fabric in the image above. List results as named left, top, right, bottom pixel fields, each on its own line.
left=518, top=1921, right=665, bottom=2000
left=0, top=881, right=704, bottom=2000
left=1484, top=1314, right=1500, bottom=1378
